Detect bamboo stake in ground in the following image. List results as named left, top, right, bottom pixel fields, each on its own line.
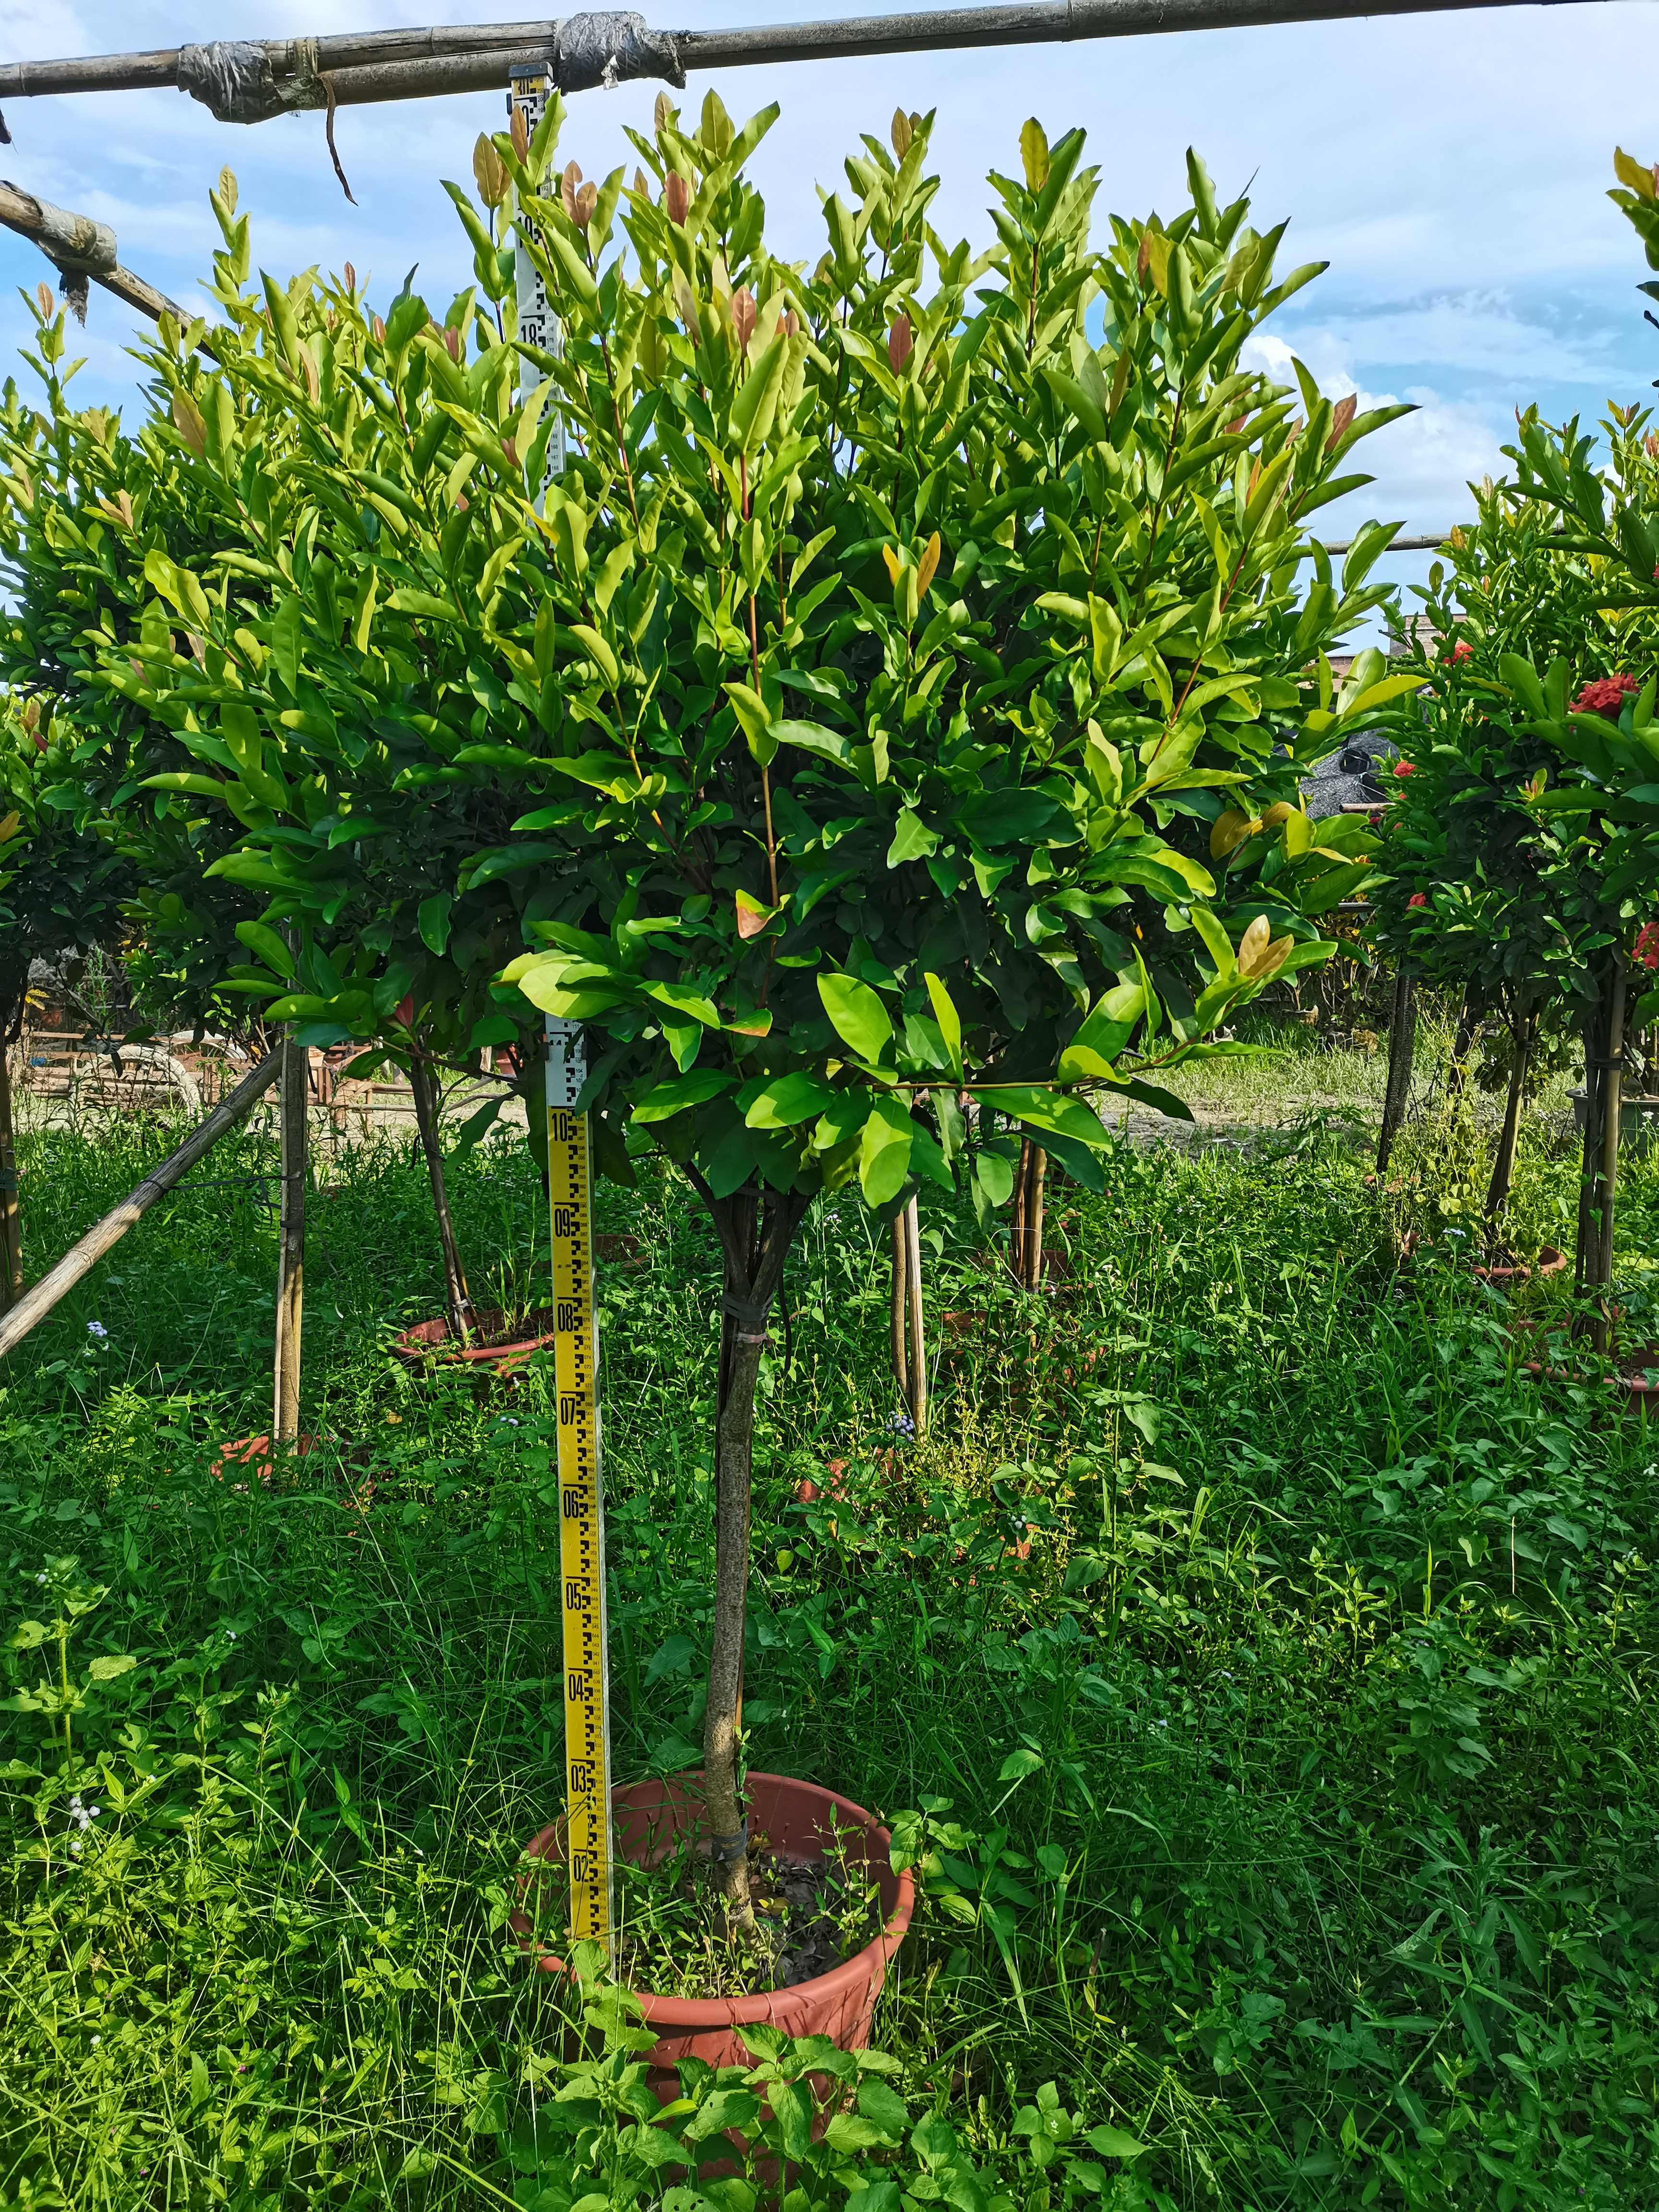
left=1484, top=1008, right=1533, bottom=1230
left=272, top=1037, right=307, bottom=1448
left=902, top=1193, right=927, bottom=1437
left=1575, top=956, right=1626, bottom=1351
left=1023, top=1145, right=1048, bottom=1292
left=409, top=1055, right=474, bottom=1342
left=0, top=1048, right=283, bottom=1362
left=1377, top=965, right=1416, bottom=1175
left=0, top=1024, right=22, bottom=1311
left=889, top=1209, right=908, bottom=1404
left=1010, top=1134, right=1031, bottom=1285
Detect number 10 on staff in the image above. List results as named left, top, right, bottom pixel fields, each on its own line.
left=545, top=1015, right=613, bottom=1949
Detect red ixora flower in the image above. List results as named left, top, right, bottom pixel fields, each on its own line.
left=1393, top=759, right=1416, bottom=778
left=1407, top=892, right=1429, bottom=909
left=1635, top=921, right=1659, bottom=972
left=1448, top=641, right=1474, bottom=664
left=1571, top=672, right=1641, bottom=716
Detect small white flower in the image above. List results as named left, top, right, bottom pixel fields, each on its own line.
left=69, top=1839, right=82, bottom=1855
left=226, top=1631, right=236, bottom=1641
left=91, top=2036, right=100, bottom=2047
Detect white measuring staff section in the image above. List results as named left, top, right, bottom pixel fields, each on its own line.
left=509, top=66, right=568, bottom=498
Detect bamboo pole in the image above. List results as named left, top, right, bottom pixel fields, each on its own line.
left=1377, top=966, right=1416, bottom=1175
left=1484, top=1012, right=1531, bottom=1228
left=272, top=1038, right=307, bottom=1447
left=409, top=1054, right=475, bottom=1341
left=0, top=1048, right=282, bottom=1361
left=889, top=1209, right=909, bottom=1402
left=903, top=1194, right=927, bottom=1437
left=1024, top=1146, right=1048, bottom=1293
left=0, top=0, right=1626, bottom=130
left=0, top=1027, right=22, bottom=1310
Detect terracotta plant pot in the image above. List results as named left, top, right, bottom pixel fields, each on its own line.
left=1474, top=1244, right=1568, bottom=1287
left=512, top=1771, right=913, bottom=2078
left=209, top=1432, right=316, bottom=1486
left=393, top=1305, right=557, bottom=1376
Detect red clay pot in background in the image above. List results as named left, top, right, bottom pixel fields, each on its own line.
left=1474, top=1244, right=1568, bottom=1287
left=209, top=1433, right=316, bottom=1485
left=393, top=1305, right=556, bottom=1375
left=512, top=1771, right=913, bottom=2078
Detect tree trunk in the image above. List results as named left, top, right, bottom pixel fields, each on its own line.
left=1575, top=957, right=1626, bottom=1351
left=409, top=1054, right=473, bottom=1341
left=699, top=1179, right=808, bottom=1923
left=273, top=1036, right=307, bottom=1450
left=1377, top=965, right=1416, bottom=1174
left=903, top=1193, right=926, bottom=1436
left=0, top=1009, right=22, bottom=1312
left=1446, top=985, right=1479, bottom=1099
left=889, top=1208, right=908, bottom=1402
left=1484, top=1011, right=1532, bottom=1228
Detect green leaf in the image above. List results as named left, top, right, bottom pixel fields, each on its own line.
left=233, top=920, right=295, bottom=981
left=859, top=1095, right=914, bottom=1206
left=887, top=809, right=939, bottom=866
left=1057, top=982, right=1143, bottom=1081
left=724, top=680, right=778, bottom=767
left=1087, top=2125, right=1150, bottom=2162
left=729, top=332, right=790, bottom=453
left=745, top=1073, right=836, bottom=1128
left=84, top=1653, right=138, bottom=1682
left=631, top=1071, right=733, bottom=1123
left=924, top=972, right=963, bottom=1080
left=819, top=973, right=894, bottom=1063
left=855, top=2076, right=910, bottom=2140
left=417, top=891, right=453, bottom=956
left=271, top=595, right=304, bottom=696
left=978, top=1086, right=1112, bottom=1150
left=775, top=719, right=855, bottom=769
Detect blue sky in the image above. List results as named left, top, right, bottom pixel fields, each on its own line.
left=1, top=0, right=1657, bottom=633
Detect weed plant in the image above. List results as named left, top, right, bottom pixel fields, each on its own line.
left=0, top=1067, right=1656, bottom=2209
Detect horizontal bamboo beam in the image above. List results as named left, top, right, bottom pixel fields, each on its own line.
left=0, top=0, right=1622, bottom=123
left=0, top=1049, right=282, bottom=1363
left=1318, top=533, right=1457, bottom=553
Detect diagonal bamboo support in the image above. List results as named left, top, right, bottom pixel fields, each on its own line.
left=0, top=1050, right=283, bottom=1363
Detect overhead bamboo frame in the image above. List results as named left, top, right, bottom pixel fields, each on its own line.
left=0, top=0, right=1623, bottom=136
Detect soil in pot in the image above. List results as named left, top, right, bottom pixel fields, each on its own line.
left=513, top=1772, right=913, bottom=2074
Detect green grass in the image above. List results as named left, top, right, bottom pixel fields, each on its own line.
left=1, top=1069, right=1656, bottom=2209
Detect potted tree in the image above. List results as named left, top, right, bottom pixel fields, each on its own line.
left=75, top=97, right=1410, bottom=2015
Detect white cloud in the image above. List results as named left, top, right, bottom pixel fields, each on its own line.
left=1243, top=329, right=1508, bottom=540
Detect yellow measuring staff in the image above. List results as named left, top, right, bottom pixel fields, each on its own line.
left=513, top=76, right=608, bottom=1948
left=544, top=1016, right=613, bottom=1948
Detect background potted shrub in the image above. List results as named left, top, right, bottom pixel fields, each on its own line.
left=0, top=700, right=134, bottom=1307
left=1370, top=480, right=1613, bottom=1242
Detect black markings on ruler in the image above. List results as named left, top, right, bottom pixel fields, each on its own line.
left=546, top=1021, right=611, bottom=1948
